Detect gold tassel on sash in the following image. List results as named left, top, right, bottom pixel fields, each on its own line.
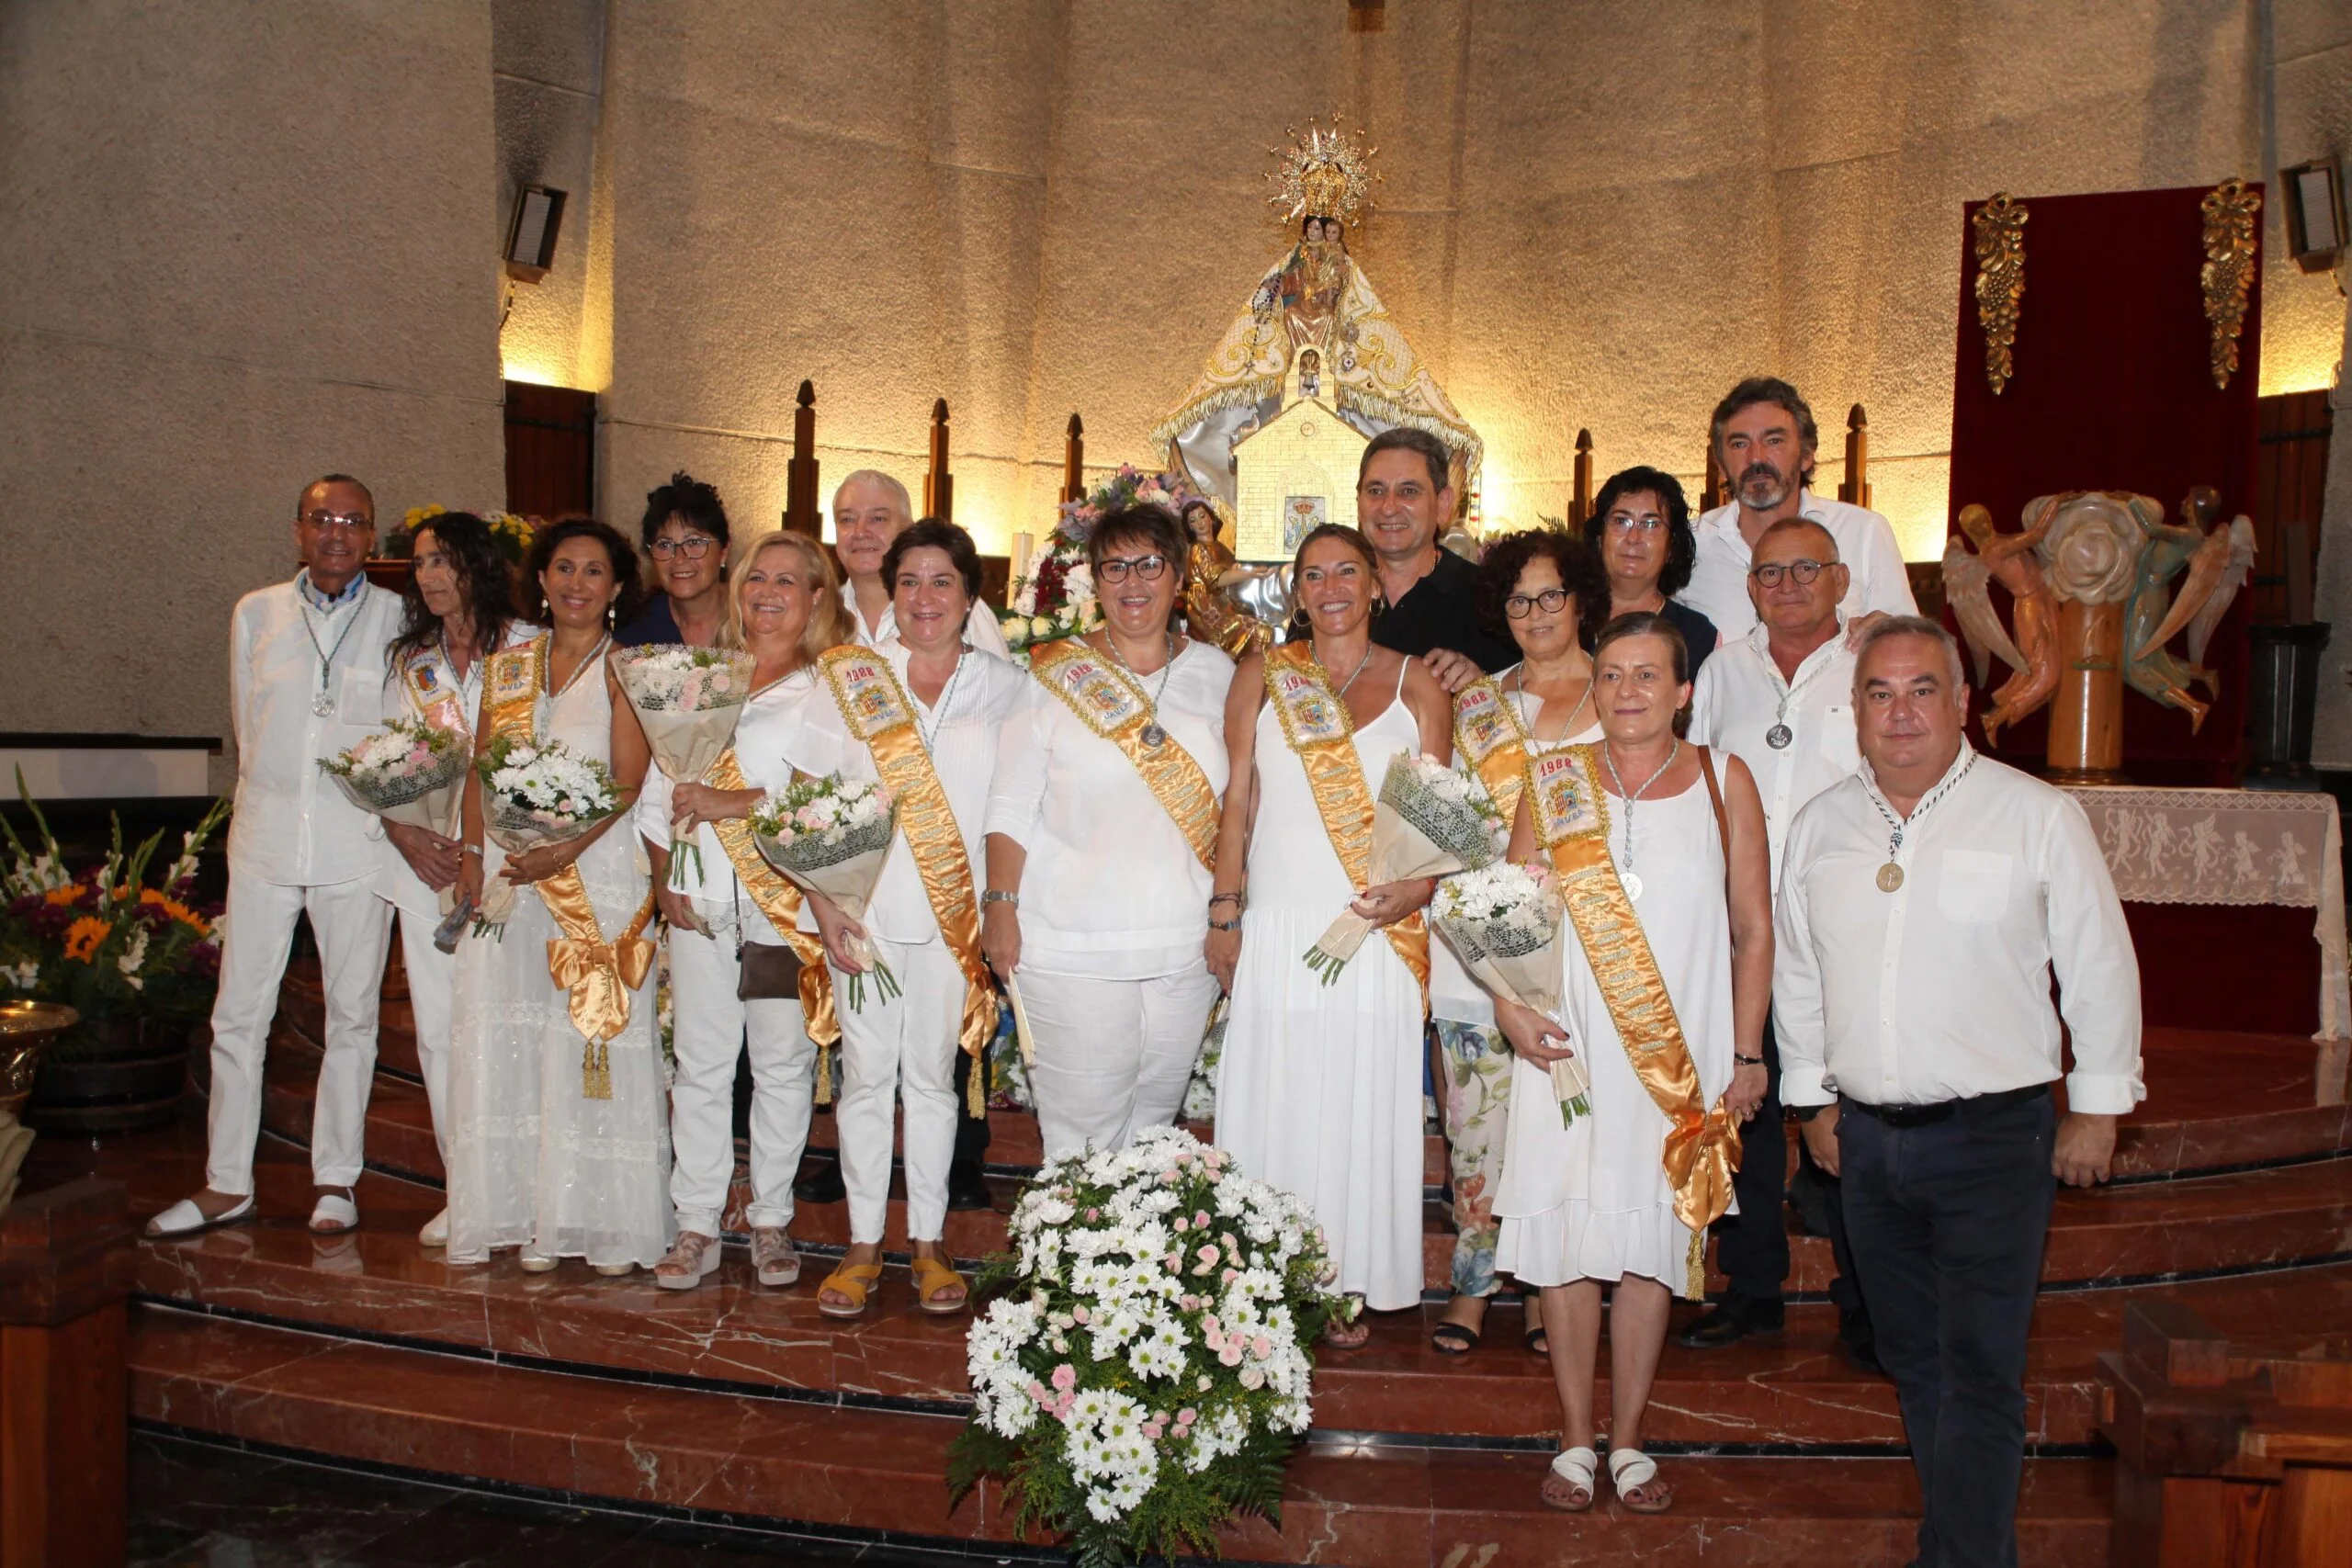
left=1261, top=643, right=1430, bottom=1010
left=707, top=749, right=842, bottom=1103
left=1530, top=743, right=1740, bottom=1296
left=1026, top=638, right=1221, bottom=869
left=819, top=648, right=1001, bottom=1116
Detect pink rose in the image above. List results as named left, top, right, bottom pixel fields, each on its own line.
left=1218, top=1345, right=1243, bottom=1367
left=1051, top=1363, right=1076, bottom=1391
left=1176, top=1407, right=1197, bottom=1426
left=1197, top=1245, right=1219, bottom=1265
left=1251, top=1336, right=1272, bottom=1358
left=1071, top=1303, right=1091, bottom=1325
left=1172, top=1216, right=1188, bottom=1233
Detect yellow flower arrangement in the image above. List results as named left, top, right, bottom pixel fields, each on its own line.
left=62, top=917, right=107, bottom=963
left=139, top=887, right=211, bottom=937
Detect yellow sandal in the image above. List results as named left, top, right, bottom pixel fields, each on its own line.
left=910, top=1255, right=969, bottom=1315
left=817, top=1260, right=884, bottom=1319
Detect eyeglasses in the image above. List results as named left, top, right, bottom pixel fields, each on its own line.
left=300, top=511, right=373, bottom=534
left=1504, top=587, right=1571, bottom=619
left=650, top=535, right=717, bottom=560
left=1095, top=554, right=1170, bottom=584
left=1604, top=514, right=1666, bottom=534
left=1749, top=559, right=1832, bottom=587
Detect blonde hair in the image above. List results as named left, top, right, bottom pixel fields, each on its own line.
left=723, top=529, right=851, bottom=666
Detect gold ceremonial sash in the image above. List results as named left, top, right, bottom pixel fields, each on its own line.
left=707, top=748, right=839, bottom=1051
left=1453, top=675, right=1532, bottom=825
left=481, top=635, right=656, bottom=1100
left=1531, top=743, right=1738, bottom=1297
left=1026, top=637, right=1220, bottom=870
left=400, top=647, right=470, bottom=735
left=818, top=645, right=1000, bottom=1114
left=1261, top=643, right=1429, bottom=1010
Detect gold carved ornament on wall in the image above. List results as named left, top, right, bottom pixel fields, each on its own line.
left=1972, top=192, right=2028, bottom=395
left=2200, top=177, right=2261, bottom=390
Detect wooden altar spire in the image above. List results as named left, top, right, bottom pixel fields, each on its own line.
left=1572, top=429, right=1594, bottom=524
left=1061, top=414, right=1085, bottom=504
left=1837, top=403, right=1871, bottom=509
left=923, top=398, right=953, bottom=523
left=783, top=379, right=820, bottom=536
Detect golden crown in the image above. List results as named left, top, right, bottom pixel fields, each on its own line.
left=1267, top=116, right=1378, bottom=228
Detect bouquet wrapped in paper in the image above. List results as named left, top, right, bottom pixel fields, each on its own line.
left=1305, top=751, right=1504, bottom=982
left=472, top=734, right=626, bottom=933
left=751, top=774, right=899, bottom=1010
left=1431, top=861, right=1589, bottom=1126
left=612, top=646, right=757, bottom=887
left=319, top=718, right=469, bottom=834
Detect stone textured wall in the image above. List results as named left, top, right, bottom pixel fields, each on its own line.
left=0, top=0, right=505, bottom=783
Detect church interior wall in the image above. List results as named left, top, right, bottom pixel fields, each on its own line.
left=3, top=0, right=2348, bottom=766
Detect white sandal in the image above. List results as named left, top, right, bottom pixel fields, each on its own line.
left=752, top=1226, right=801, bottom=1288
left=146, top=1193, right=255, bottom=1238
left=1542, top=1446, right=1598, bottom=1512
left=653, top=1232, right=722, bottom=1291
left=308, top=1192, right=359, bottom=1235
left=417, top=1209, right=449, bottom=1247
left=1609, top=1447, right=1673, bottom=1514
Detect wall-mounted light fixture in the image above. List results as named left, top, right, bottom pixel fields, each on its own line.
left=2281, top=158, right=2345, bottom=274
left=503, top=185, right=568, bottom=284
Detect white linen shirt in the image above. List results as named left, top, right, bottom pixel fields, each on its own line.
left=1680, top=491, right=1917, bottom=640
left=1773, top=747, right=2144, bottom=1115
left=786, top=642, right=1026, bottom=944
left=1687, top=622, right=1861, bottom=887
left=984, top=640, right=1235, bottom=979
left=634, top=668, right=826, bottom=942
left=841, top=581, right=1011, bottom=659
left=225, top=578, right=403, bottom=886
left=374, top=624, right=539, bottom=919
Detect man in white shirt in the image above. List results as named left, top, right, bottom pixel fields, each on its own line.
left=1679, top=377, right=1917, bottom=640
left=150, top=476, right=404, bottom=1239
left=820, top=469, right=1001, bottom=1211
left=1679, top=518, right=1870, bottom=1364
left=832, top=470, right=1009, bottom=657
left=1775, top=617, right=2143, bottom=1568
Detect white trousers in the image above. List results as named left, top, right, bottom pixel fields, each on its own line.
left=668, top=915, right=818, bottom=1237
left=832, top=937, right=964, bottom=1246
left=393, top=908, right=454, bottom=1162
left=1021, top=964, right=1219, bottom=1161
left=206, top=873, right=391, bottom=1195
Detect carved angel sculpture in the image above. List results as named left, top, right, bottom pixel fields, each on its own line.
left=2119, top=488, right=2242, bottom=732
left=2133, top=487, right=2256, bottom=689
left=1944, top=502, right=2061, bottom=747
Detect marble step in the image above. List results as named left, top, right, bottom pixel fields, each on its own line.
left=128, top=1303, right=2117, bottom=1564
left=107, top=1127, right=2352, bottom=1451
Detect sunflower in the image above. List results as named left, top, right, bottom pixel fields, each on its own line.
left=139, top=887, right=209, bottom=934
left=62, top=917, right=108, bottom=962
left=43, top=886, right=85, bottom=907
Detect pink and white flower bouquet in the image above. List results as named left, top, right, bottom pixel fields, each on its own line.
left=750, top=774, right=899, bottom=1010
left=318, top=718, right=469, bottom=833
left=1432, top=860, right=1589, bottom=1125
left=611, top=646, right=758, bottom=887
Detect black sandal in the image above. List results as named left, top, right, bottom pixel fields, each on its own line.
left=1524, top=1323, right=1550, bottom=1356
left=1430, top=1319, right=1481, bottom=1355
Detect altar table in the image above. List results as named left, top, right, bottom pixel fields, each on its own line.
left=2061, top=785, right=2349, bottom=1041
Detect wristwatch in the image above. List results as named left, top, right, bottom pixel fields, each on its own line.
left=1733, top=1052, right=1765, bottom=1067
left=981, top=889, right=1019, bottom=908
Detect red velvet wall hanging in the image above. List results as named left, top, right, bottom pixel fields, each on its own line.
left=1950, top=184, right=2263, bottom=785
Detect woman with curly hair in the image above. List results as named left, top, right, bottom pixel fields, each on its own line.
left=1428, top=525, right=1612, bottom=1359
left=377, top=512, right=536, bottom=1249
left=1582, top=466, right=1719, bottom=681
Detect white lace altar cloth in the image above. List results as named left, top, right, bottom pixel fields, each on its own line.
left=2061, top=785, right=2349, bottom=1041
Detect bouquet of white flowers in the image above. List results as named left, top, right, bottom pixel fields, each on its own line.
left=472, top=735, right=625, bottom=934
left=611, top=646, right=757, bottom=887
left=1432, top=861, right=1589, bottom=1126
left=950, top=1126, right=1350, bottom=1567
left=1305, top=750, right=1503, bottom=982
left=318, top=718, right=469, bottom=833
left=750, top=773, right=899, bottom=1010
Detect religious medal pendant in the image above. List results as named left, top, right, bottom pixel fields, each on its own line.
left=1623, top=872, right=1645, bottom=901
left=1876, top=862, right=1905, bottom=893
left=1141, top=720, right=1168, bottom=749
left=312, top=688, right=336, bottom=718
left=1766, top=723, right=1792, bottom=750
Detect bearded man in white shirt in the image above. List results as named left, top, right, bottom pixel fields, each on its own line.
left=831, top=470, right=1010, bottom=658
left=1679, top=518, right=1871, bottom=1366
left=1775, top=617, right=2143, bottom=1568
left=1679, top=378, right=1917, bottom=641
left=150, top=475, right=404, bottom=1240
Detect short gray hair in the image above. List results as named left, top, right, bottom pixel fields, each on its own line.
left=1756, top=515, right=1838, bottom=562
left=831, top=468, right=911, bottom=523
left=1853, top=615, right=1965, bottom=690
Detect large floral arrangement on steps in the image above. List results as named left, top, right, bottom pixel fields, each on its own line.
left=999, top=466, right=1203, bottom=655
left=950, top=1125, right=1351, bottom=1566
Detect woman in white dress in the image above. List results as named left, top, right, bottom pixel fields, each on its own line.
left=640, top=531, right=850, bottom=1291
left=1430, top=526, right=1612, bottom=1359
left=799, top=520, right=1025, bottom=1319
left=982, top=502, right=1233, bottom=1159
left=1206, top=525, right=1452, bottom=1347
left=1491, top=613, right=1772, bottom=1512
left=446, top=519, right=674, bottom=1277
left=374, top=513, right=534, bottom=1249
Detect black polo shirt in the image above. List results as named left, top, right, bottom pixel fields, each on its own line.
left=1372, top=547, right=1518, bottom=672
